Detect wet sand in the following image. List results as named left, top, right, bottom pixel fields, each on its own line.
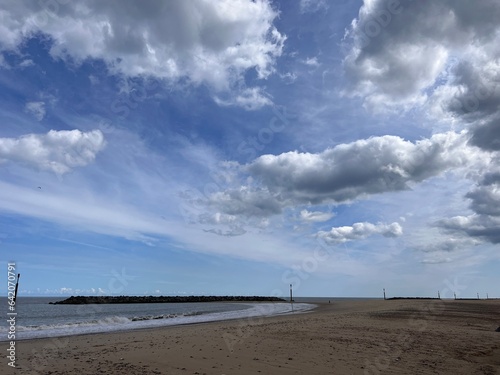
left=7, top=299, right=500, bottom=374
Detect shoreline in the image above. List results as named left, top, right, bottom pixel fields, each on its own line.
left=8, top=303, right=319, bottom=345
left=6, top=299, right=500, bottom=374
left=2, top=301, right=317, bottom=343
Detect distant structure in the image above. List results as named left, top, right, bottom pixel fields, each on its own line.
left=454, top=292, right=457, bottom=300
left=477, top=293, right=480, bottom=300
left=487, top=293, right=489, bottom=299
left=383, top=288, right=386, bottom=300
left=52, top=295, right=286, bottom=304
left=438, top=291, right=440, bottom=299
left=289, top=284, right=293, bottom=302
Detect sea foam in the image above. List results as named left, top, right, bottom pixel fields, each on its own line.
left=1, top=303, right=315, bottom=340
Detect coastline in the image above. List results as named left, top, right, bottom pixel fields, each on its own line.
left=2, top=301, right=316, bottom=342
left=6, top=299, right=500, bottom=374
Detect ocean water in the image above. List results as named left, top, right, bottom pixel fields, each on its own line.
left=0, top=297, right=315, bottom=341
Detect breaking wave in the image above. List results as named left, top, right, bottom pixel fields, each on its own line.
left=1, top=303, right=316, bottom=340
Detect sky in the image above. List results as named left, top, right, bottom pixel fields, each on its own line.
left=0, top=0, right=499, bottom=298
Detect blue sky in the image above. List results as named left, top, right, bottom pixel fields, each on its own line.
left=1, top=0, right=499, bottom=298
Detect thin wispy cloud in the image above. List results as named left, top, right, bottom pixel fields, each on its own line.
left=24, top=101, right=46, bottom=121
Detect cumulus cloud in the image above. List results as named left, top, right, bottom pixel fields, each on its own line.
left=466, top=175, right=500, bottom=217
left=0, top=0, right=285, bottom=106
left=300, top=209, right=334, bottom=223
left=431, top=55, right=500, bottom=152
left=436, top=215, right=500, bottom=244
left=247, top=131, right=483, bottom=205
left=316, top=222, right=402, bottom=245
left=203, top=131, right=486, bottom=220
left=469, top=118, right=500, bottom=152
left=343, top=0, right=500, bottom=154
left=344, top=0, right=500, bottom=246
left=24, top=101, right=46, bottom=121
left=343, top=0, right=500, bottom=113
left=0, top=129, right=106, bottom=174
left=434, top=169, right=500, bottom=245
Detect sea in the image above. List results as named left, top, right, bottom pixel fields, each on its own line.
left=0, top=297, right=316, bottom=341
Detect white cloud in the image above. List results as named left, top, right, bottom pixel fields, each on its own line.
left=299, top=0, right=328, bottom=14
left=303, top=57, right=320, bottom=67
left=214, top=87, right=273, bottom=110
left=279, top=71, right=297, bottom=84
left=201, top=131, right=488, bottom=221
left=317, top=222, right=403, bottom=245
left=19, top=59, right=34, bottom=68
left=299, top=209, right=333, bottom=222
left=434, top=169, right=500, bottom=245
left=0, top=129, right=106, bottom=174
left=0, top=178, right=169, bottom=242
left=343, top=0, right=500, bottom=112
left=343, top=0, right=500, bottom=248
left=0, top=178, right=327, bottom=267
left=0, top=0, right=285, bottom=103
left=247, top=131, right=485, bottom=205
left=24, top=101, right=46, bottom=121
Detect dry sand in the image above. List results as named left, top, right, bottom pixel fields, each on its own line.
left=6, top=299, right=500, bottom=374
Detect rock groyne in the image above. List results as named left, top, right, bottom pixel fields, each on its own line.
left=50, top=295, right=286, bottom=304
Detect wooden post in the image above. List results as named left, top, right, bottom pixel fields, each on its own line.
left=14, top=273, right=20, bottom=303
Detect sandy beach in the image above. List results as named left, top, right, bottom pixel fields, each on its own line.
left=6, top=299, right=500, bottom=374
